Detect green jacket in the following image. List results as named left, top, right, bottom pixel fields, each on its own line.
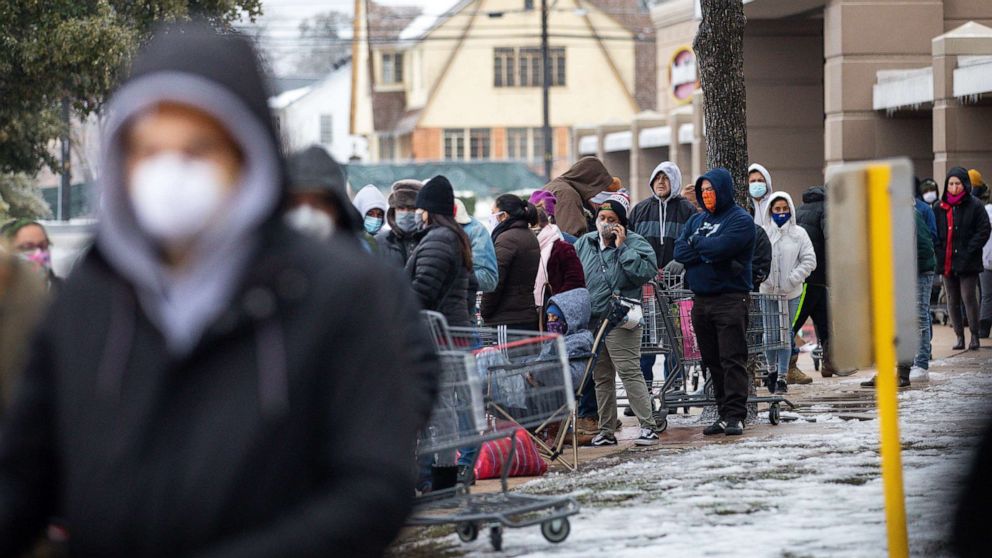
left=576, top=229, right=658, bottom=319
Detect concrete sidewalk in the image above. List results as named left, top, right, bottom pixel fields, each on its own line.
left=470, top=321, right=985, bottom=494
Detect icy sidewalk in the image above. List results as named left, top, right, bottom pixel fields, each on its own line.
left=397, top=352, right=991, bottom=557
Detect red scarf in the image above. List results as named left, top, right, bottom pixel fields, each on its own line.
left=941, top=201, right=955, bottom=275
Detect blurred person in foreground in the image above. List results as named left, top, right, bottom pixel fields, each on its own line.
left=0, top=24, right=437, bottom=558
left=1, top=219, right=63, bottom=293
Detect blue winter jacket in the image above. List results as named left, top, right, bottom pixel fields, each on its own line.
left=463, top=218, right=498, bottom=293
left=914, top=198, right=938, bottom=245
left=674, top=168, right=756, bottom=295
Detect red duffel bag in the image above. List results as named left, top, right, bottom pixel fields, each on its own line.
left=473, top=426, right=548, bottom=480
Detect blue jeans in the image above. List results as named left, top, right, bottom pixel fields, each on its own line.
left=767, top=296, right=802, bottom=376
left=915, top=273, right=934, bottom=369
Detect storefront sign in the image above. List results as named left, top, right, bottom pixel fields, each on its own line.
left=670, top=46, right=699, bottom=103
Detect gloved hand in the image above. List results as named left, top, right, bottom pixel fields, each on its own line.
left=662, top=260, right=685, bottom=276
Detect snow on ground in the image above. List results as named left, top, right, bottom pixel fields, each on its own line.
left=400, top=357, right=991, bottom=557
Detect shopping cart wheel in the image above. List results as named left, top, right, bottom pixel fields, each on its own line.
left=490, top=526, right=503, bottom=551
left=455, top=522, right=479, bottom=543
left=541, top=517, right=571, bottom=544
left=769, top=404, right=781, bottom=425
left=653, top=414, right=669, bottom=434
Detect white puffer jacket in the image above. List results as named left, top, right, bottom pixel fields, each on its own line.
left=984, top=204, right=992, bottom=271
left=760, top=191, right=817, bottom=300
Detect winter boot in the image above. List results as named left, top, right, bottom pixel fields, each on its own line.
left=786, top=366, right=812, bottom=385
left=980, top=319, right=991, bottom=339
left=953, top=333, right=966, bottom=351
left=969, top=333, right=981, bottom=351
left=430, top=466, right=459, bottom=492
left=897, top=365, right=911, bottom=388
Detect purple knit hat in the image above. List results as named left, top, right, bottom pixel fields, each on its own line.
left=529, top=190, right=558, bottom=217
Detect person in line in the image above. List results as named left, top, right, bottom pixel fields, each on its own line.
left=454, top=198, right=498, bottom=296
left=747, top=163, right=775, bottom=228
left=576, top=194, right=660, bottom=447
left=481, top=195, right=541, bottom=330
left=405, top=176, right=473, bottom=492
left=284, top=145, right=363, bottom=243
left=969, top=169, right=989, bottom=204
left=542, top=157, right=616, bottom=238
left=628, top=161, right=697, bottom=399
left=982, top=193, right=992, bottom=338
left=675, top=168, right=756, bottom=437
left=752, top=223, right=772, bottom=290
left=529, top=190, right=578, bottom=244
left=862, top=199, right=937, bottom=389
left=935, top=167, right=992, bottom=351
left=0, top=24, right=438, bottom=557
left=529, top=192, right=585, bottom=320
left=761, top=192, right=816, bottom=393
left=970, top=169, right=992, bottom=338
left=0, top=240, right=49, bottom=413
left=542, top=287, right=594, bottom=440
left=352, top=184, right=388, bottom=254
left=1, top=220, right=63, bottom=293
left=377, top=179, right=424, bottom=268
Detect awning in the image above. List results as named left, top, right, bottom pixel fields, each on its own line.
left=345, top=161, right=545, bottom=196
left=872, top=67, right=933, bottom=111
left=578, top=135, right=598, bottom=155
left=603, top=131, right=632, bottom=153
left=639, top=126, right=671, bottom=149
left=678, top=123, right=694, bottom=144
left=954, top=55, right=992, bottom=98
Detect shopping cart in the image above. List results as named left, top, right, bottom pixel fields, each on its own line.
left=633, top=282, right=796, bottom=426
left=409, top=311, right=580, bottom=551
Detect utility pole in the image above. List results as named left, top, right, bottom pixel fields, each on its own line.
left=540, top=0, right=552, bottom=181
left=59, top=97, right=71, bottom=221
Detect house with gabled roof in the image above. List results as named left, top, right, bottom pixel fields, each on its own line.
left=351, top=0, right=656, bottom=177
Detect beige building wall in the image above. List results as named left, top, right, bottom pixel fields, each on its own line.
left=416, top=0, right=639, bottom=129
left=652, top=0, right=699, bottom=116
left=944, top=0, right=992, bottom=30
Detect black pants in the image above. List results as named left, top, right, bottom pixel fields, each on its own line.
left=692, top=293, right=750, bottom=422
left=791, top=284, right=829, bottom=344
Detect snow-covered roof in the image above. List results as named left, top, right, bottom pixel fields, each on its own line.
left=639, top=126, right=671, bottom=149
left=678, top=123, right=694, bottom=144
left=872, top=67, right=933, bottom=112
left=269, top=86, right=312, bottom=110
left=604, top=131, right=632, bottom=153
left=399, top=0, right=471, bottom=42
left=954, top=55, right=992, bottom=99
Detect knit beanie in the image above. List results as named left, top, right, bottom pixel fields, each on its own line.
left=968, top=169, right=984, bottom=188
left=529, top=190, right=557, bottom=217
left=416, top=175, right=455, bottom=217
left=388, top=179, right=423, bottom=208
left=597, top=194, right=629, bottom=226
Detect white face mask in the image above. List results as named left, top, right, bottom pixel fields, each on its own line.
left=285, top=204, right=335, bottom=240
left=489, top=211, right=505, bottom=229
left=923, top=191, right=938, bottom=203
left=130, top=153, right=228, bottom=243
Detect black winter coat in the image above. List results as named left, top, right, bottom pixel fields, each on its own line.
left=406, top=225, right=472, bottom=327
left=0, top=227, right=438, bottom=558
left=376, top=225, right=420, bottom=269
left=752, top=224, right=772, bottom=289
left=935, top=168, right=992, bottom=276
left=482, top=219, right=541, bottom=326
left=796, top=187, right=827, bottom=286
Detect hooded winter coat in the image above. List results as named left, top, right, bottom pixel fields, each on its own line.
left=748, top=163, right=776, bottom=229
left=463, top=218, right=499, bottom=293
left=796, top=186, right=828, bottom=286
left=482, top=219, right=541, bottom=325
left=287, top=146, right=365, bottom=242
left=353, top=185, right=388, bottom=254
left=406, top=225, right=473, bottom=327
left=984, top=204, right=992, bottom=271
left=547, top=287, right=594, bottom=385
left=935, top=167, right=992, bottom=276
left=760, top=192, right=817, bottom=300
left=674, top=168, right=756, bottom=296
left=628, top=162, right=698, bottom=268
left=752, top=224, right=772, bottom=289
left=0, top=25, right=439, bottom=558
left=376, top=215, right=421, bottom=268
left=543, top=157, right=614, bottom=238
left=576, top=228, right=657, bottom=319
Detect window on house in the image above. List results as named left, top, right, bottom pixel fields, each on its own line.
left=506, top=128, right=527, bottom=160
left=531, top=127, right=547, bottom=162
left=524, top=0, right=534, bottom=10
left=469, top=128, right=490, bottom=160
left=443, top=129, right=465, bottom=160
left=378, top=135, right=395, bottom=161
left=382, top=52, right=404, bottom=84
left=319, top=114, right=333, bottom=144
left=494, top=47, right=565, bottom=87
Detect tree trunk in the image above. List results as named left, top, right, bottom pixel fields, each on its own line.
left=693, top=0, right=749, bottom=207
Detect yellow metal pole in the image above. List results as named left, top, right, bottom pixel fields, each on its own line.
left=866, top=164, right=909, bottom=558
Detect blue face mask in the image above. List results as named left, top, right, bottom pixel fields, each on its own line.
left=364, top=215, right=384, bottom=235
left=771, top=212, right=791, bottom=228
left=394, top=210, right=417, bottom=233
left=749, top=182, right=767, bottom=199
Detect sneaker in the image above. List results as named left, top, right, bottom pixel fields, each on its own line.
left=860, top=376, right=876, bottom=388
left=775, top=379, right=789, bottom=394
left=724, top=419, right=744, bottom=436
left=908, top=366, right=929, bottom=382
left=786, top=367, right=813, bottom=385
left=589, top=432, right=618, bottom=446
left=623, top=406, right=635, bottom=417
left=634, top=428, right=660, bottom=446
left=703, top=419, right=727, bottom=436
